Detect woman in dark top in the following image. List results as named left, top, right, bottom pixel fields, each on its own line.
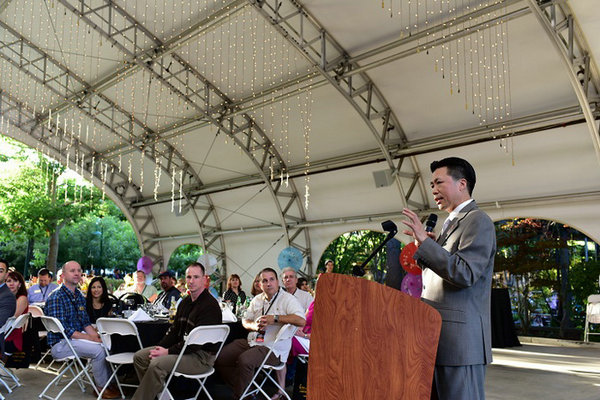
left=222, top=274, right=246, bottom=313
left=86, top=276, right=113, bottom=323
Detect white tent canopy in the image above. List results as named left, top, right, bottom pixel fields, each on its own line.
left=0, top=0, right=598, bottom=284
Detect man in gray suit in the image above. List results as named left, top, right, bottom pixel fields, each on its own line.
left=402, top=157, right=495, bottom=400
left=0, top=259, right=17, bottom=355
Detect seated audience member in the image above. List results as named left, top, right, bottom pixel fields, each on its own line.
left=291, top=300, right=313, bottom=357
left=86, top=276, right=113, bottom=324
left=6, top=270, right=29, bottom=318
left=5, top=270, right=28, bottom=354
left=280, top=300, right=315, bottom=390
left=223, top=274, right=247, bottom=313
left=154, top=270, right=181, bottom=309
left=129, top=270, right=158, bottom=302
left=46, top=261, right=120, bottom=399
left=281, top=267, right=313, bottom=311
left=175, top=277, right=186, bottom=292
left=216, top=267, right=305, bottom=399
left=250, top=272, right=263, bottom=298
left=0, top=260, right=16, bottom=355
left=132, top=262, right=221, bottom=400
left=27, top=268, right=59, bottom=303
left=324, top=259, right=335, bottom=273
left=296, top=277, right=310, bottom=292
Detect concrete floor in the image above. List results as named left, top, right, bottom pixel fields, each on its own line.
left=2, top=338, right=600, bottom=399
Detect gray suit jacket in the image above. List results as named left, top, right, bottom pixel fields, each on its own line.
left=414, top=201, right=496, bottom=366
left=0, top=283, right=17, bottom=354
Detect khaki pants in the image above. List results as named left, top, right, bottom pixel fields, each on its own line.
left=132, top=346, right=214, bottom=400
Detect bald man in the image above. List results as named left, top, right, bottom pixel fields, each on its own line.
left=45, top=261, right=119, bottom=399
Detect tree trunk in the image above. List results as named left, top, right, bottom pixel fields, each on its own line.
left=46, top=220, right=67, bottom=274
left=24, top=237, right=35, bottom=277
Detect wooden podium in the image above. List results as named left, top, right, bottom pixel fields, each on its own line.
left=307, top=274, right=441, bottom=400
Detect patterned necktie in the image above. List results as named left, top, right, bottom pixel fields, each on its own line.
left=440, top=218, right=452, bottom=238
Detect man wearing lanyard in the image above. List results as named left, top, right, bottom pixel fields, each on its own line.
left=216, top=267, right=306, bottom=399
left=27, top=268, right=59, bottom=303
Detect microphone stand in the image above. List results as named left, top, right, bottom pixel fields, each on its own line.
left=352, top=220, right=398, bottom=277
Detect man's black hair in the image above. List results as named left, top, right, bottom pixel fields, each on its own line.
left=259, top=267, right=279, bottom=278
left=38, top=267, right=52, bottom=277
left=430, top=157, right=476, bottom=196
left=187, top=262, right=206, bottom=275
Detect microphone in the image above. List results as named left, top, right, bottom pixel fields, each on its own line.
left=425, top=213, right=438, bottom=233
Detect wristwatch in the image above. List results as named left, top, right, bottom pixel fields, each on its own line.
left=274, top=315, right=279, bottom=323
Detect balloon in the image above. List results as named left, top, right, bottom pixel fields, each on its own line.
left=401, top=273, right=422, bottom=298
left=197, top=253, right=218, bottom=275
left=399, top=242, right=422, bottom=275
left=136, top=256, right=153, bottom=275
left=277, top=247, right=304, bottom=271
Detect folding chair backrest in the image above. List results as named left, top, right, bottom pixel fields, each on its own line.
left=273, top=324, right=296, bottom=344
left=29, top=305, right=44, bottom=317
left=587, top=295, right=600, bottom=324
left=0, top=317, right=15, bottom=335
left=4, top=313, right=30, bottom=338
left=186, top=324, right=230, bottom=346
left=39, top=316, right=67, bottom=338
left=96, top=318, right=143, bottom=350
left=96, top=318, right=139, bottom=337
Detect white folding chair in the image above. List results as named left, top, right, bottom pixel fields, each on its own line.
left=95, top=318, right=144, bottom=399
left=239, top=324, right=297, bottom=400
left=0, top=316, right=20, bottom=398
left=38, top=316, right=100, bottom=400
left=30, top=306, right=58, bottom=372
left=584, top=294, right=600, bottom=342
left=159, top=324, right=230, bottom=400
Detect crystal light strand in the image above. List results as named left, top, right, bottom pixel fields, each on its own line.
left=178, top=169, right=183, bottom=214
left=171, top=166, right=176, bottom=213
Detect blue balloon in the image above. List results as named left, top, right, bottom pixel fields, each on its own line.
left=277, top=246, right=304, bottom=271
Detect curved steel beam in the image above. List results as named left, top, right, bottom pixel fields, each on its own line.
left=525, top=0, right=600, bottom=165
left=0, top=15, right=223, bottom=272
left=55, top=0, right=312, bottom=273
left=0, top=90, right=163, bottom=267
left=248, top=0, right=429, bottom=211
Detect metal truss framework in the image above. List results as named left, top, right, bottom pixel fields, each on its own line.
left=2, top=0, right=600, bottom=274
left=0, top=7, right=225, bottom=272
left=0, top=89, right=164, bottom=266
left=105, top=0, right=531, bottom=170
left=525, top=0, right=600, bottom=165
left=120, top=0, right=536, bottom=206
left=32, top=0, right=312, bottom=273
left=249, top=0, right=428, bottom=211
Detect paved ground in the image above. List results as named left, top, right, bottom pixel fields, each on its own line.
left=3, top=338, right=600, bottom=399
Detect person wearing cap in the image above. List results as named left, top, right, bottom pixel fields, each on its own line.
left=155, top=270, right=181, bottom=309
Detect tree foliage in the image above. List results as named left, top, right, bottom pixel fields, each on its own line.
left=494, top=218, right=597, bottom=336
left=0, top=138, right=140, bottom=276
left=319, top=230, right=387, bottom=279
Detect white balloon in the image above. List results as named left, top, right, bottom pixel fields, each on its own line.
left=197, top=253, right=218, bottom=274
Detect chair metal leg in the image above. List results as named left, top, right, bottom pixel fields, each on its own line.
left=192, top=378, right=213, bottom=400
left=0, top=377, right=12, bottom=394
left=40, top=361, right=75, bottom=399
left=0, top=364, right=21, bottom=390
left=262, top=369, right=291, bottom=400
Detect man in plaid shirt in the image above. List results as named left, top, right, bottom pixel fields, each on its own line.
left=45, top=261, right=119, bottom=399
